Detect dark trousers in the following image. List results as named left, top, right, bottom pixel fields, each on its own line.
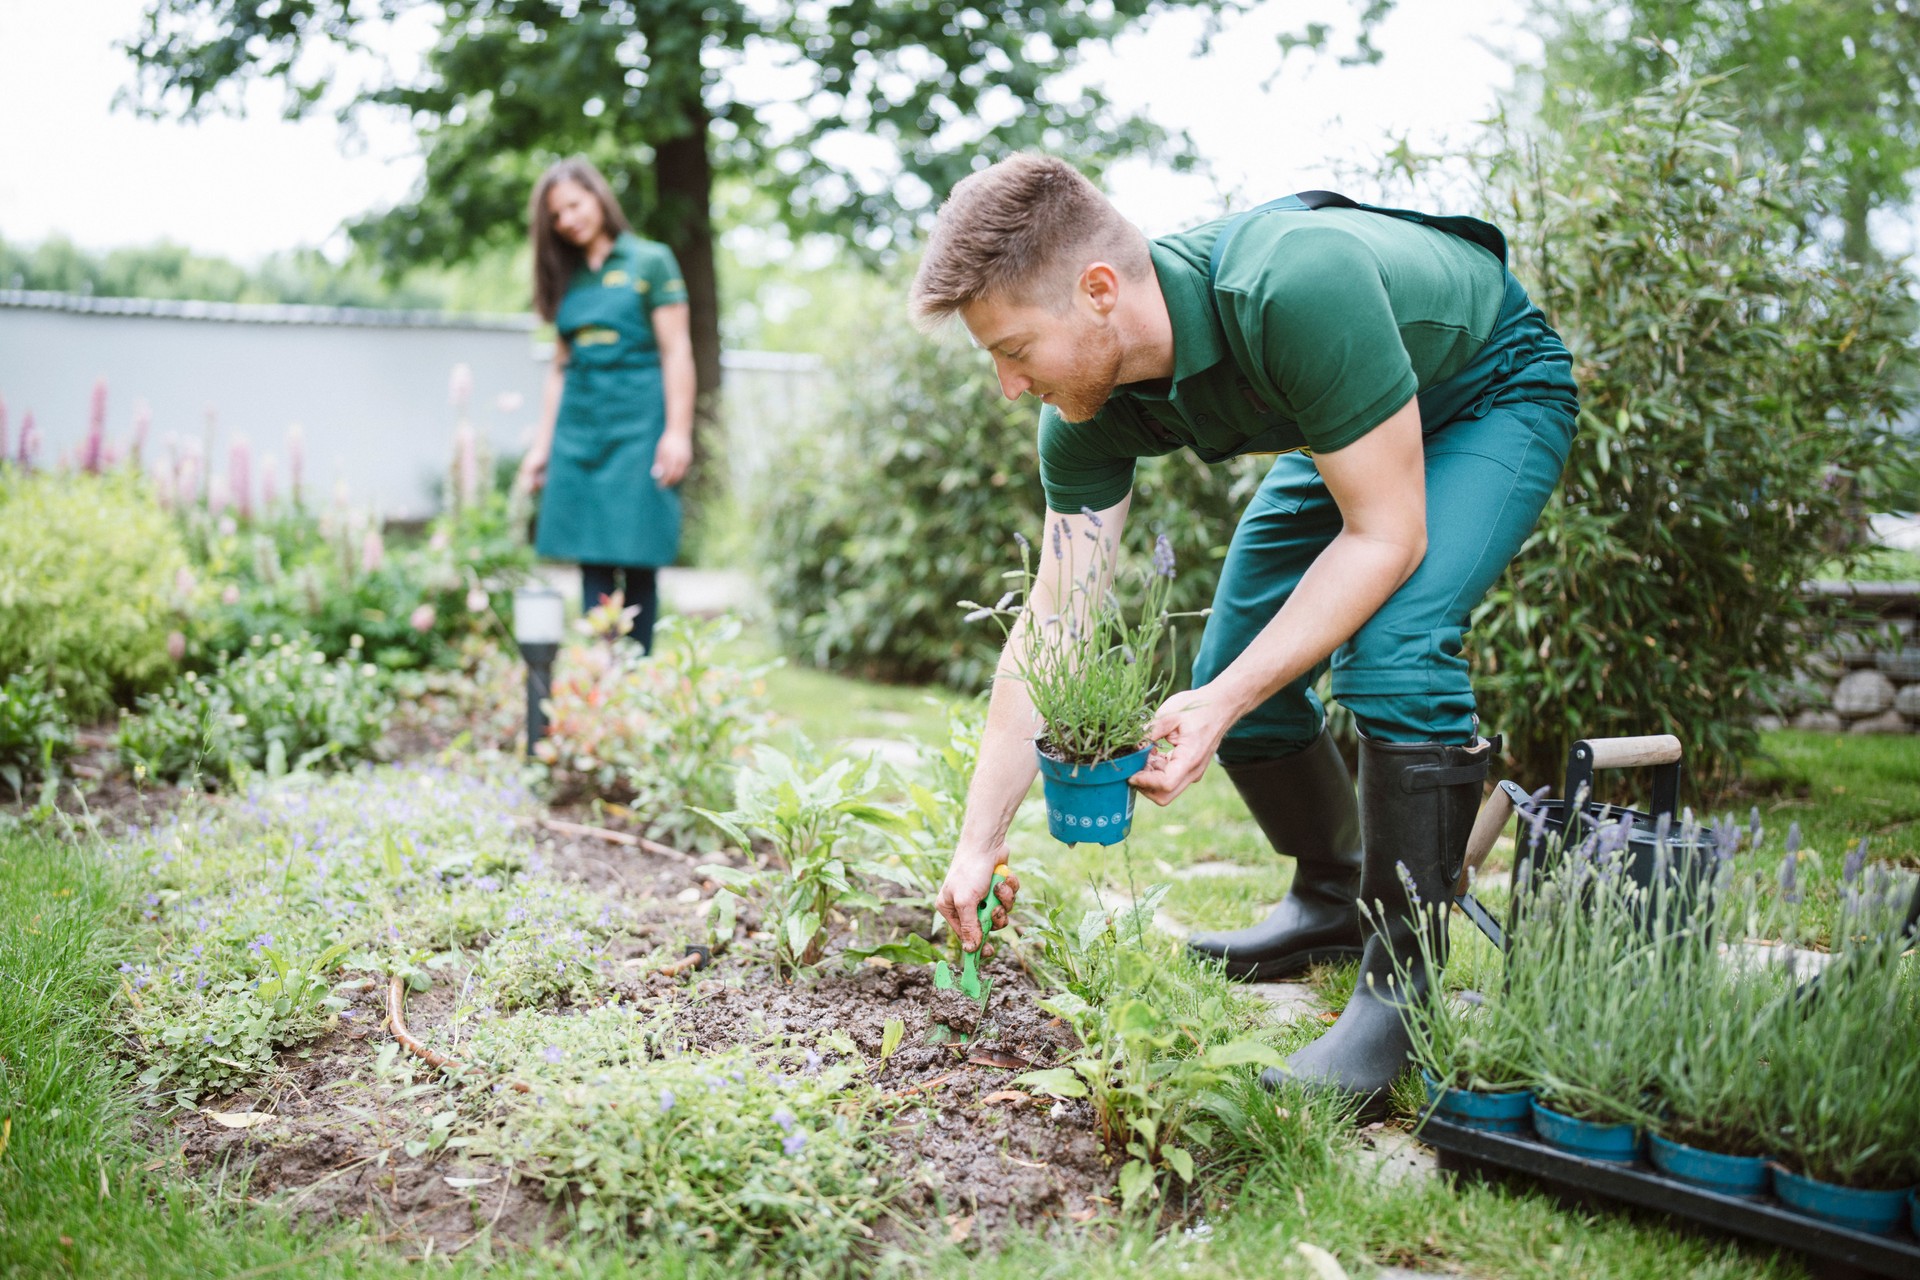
left=580, top=563, right=659, bottom=653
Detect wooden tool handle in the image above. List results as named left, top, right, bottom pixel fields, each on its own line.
left=1580, top=735, right=1683, bottom=770
left=1455, top=787, right=1515, bottom=897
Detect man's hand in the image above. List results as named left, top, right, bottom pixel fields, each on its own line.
left=652, top=431, right=693, bottom=487
left=1131, top=681, right=1245, bottom=806
left=936, top=851, right=1021, bottom=953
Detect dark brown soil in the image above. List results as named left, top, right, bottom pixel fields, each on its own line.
left=146, top=804, right=1116, bottom=1255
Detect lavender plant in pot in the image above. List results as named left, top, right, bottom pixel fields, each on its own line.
left=1760, top=861, right=1920, bottom=1235
left=961, top=518, right=1184, bottom=847
left=1503, top=837, right=1665, bottom=1164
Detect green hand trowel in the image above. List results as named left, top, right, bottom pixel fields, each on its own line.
left=934, top=863, right=1007, bottom=1004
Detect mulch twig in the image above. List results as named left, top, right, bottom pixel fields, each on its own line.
left=523, top=815, right=698, bottom=862
left=385, top=976, right=530, bottom=1094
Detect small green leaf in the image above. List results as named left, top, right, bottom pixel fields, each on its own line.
left=1164, top=1145, right=1194, bottom=1182
left=1012, top=1067, right=1089, bottom=1099
left=880, top=1018, right=905, bottom=1061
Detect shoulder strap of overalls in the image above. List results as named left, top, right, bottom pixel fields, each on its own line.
left=1206, top=189, right=1508, bottom=282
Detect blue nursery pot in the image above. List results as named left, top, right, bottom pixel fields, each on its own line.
left=1421, top=1071, right=1533, bottom=1134
left=1647, top=1132, right=1770, bottom=1197
left=1035, top=745, right=1151, bottom=846
left=1530, top=1098, right=1642, bottom=1165
left=1771, top=1166, right=1916, bottom=1237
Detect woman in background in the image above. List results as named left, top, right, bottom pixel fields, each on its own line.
left=517, top=156, right=695, bottom=651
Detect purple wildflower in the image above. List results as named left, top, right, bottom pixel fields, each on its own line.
left=1843, top=838, right=1868, bottom=886
left=1395, top=860, right=1422, bottom=907
left=1152, top=534, right=1176, bottom=579
left=783, top=1132, right=808, bottom=1156
left=772, top=1107, right=796, bottom=1133
left=659, top=1090, right=676, bottom=1112
left=541, top=1045, right=564, bottom=1064
left=804, top=1050, right=822, bottom=1073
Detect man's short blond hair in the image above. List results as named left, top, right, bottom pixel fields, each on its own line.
left=909, top=153, right=1151, bottom=330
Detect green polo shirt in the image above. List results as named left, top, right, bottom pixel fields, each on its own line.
left=1038, top=206, right=1508, bottom=513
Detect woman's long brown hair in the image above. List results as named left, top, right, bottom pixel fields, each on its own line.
left=529, top=157, right=635, bottom=322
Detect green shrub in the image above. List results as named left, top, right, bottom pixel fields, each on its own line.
left=118, top=634, right=389, bottom=786
left=1462, top=73, right=1916, bottom=785
left=537, top=611, right=771, bottom=852
left=183, top=485, right=532, bottom=672
left=0, top=667, right=73, bottom=801
left=0, top=469, right=190, bottom=717
left=759, top=325, right=1255, bottom=691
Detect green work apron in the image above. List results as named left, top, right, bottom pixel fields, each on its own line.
left=534, top=238, right=681, bottom=568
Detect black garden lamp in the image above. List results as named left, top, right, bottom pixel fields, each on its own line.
left=513, top=583, right=565, bottom=753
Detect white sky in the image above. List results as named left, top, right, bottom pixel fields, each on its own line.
left=0, top=0, right=1534, bottom=263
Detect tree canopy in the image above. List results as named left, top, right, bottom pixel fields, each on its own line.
left=123, top=0, right=1243, bottom=395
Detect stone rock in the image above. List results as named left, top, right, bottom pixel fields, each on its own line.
left=1832, top=670, right=1896, bottom=718
left=1793, top=710, right=1845, bottom=733
left=1848, top=709, right=1910, bottom=735
left=1879, top=649, right=1920, bottom=682
left=1897, top=682, right=1920, bottom=720
left=1753, top=715, right=1786, bottom=732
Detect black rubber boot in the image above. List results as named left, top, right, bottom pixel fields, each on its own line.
left=1264, top=732, right=1491, bottom=1106
left=1185, top=729, right=1364, bottom=981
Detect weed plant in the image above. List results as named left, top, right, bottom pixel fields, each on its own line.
left=696, top=742, right=916, bottom=971
left=118, top=633, right=389, bottom=786
left=468, top=1028, right=896, bottom=1263
left=1018, top=883, right=1284, bottom=1211
left=961, top=521, right=1185, bottom=765
left=0, top=665, right=73, bottom=801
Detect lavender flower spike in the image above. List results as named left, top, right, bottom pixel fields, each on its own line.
left=1843, top=838, right=1868, bottom=886
left=1395, top=860, right=1422, bottom=906
left=1777, top=851, right=1800, bottom=902
left=1153, top=534, right=1176, bottom=579
left=1784, top=822, right=1801, bottom=856
left=1079, top=505, right=1103, bottom=528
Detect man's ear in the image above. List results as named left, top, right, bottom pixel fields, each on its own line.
left=1079, top=262, right=1121, bottom=316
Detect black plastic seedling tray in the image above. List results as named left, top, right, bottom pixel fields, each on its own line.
left=1418, top=1116, right=1920, bottom=1279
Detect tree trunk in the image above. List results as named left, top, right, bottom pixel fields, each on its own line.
left=653, top=125, right=721, bottom=403
left=651, top=119, right=723, bottom=559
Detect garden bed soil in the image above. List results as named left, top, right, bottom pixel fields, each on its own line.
left=151, top=809, right=1117, bottom=1254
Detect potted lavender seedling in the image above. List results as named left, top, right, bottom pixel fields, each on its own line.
left=1760, top=860, right=1920, bottom=1235
left=961, top=518, right=1186, bottom=847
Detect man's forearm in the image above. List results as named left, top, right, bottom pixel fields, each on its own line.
left=954, top=636, right=1044, bottom=855
left=1210, top=527, right=1424, bottom=720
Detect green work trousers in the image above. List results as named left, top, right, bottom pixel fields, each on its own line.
left=1194, top=280, right=1579, bottom=756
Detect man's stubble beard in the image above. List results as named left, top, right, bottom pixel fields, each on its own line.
left=1049, top=320, right=1125, bottom=424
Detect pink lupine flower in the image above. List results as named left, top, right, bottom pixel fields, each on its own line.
left=360, top=525, right=385, bottom=573
left=131, top=399, right=151, bottom=467
left=429, top=529, right=450, bottom=552
left=496, top=390, right=524, bottom=413
left=221, top=585, right=241, bottom=606
left=453, top=422, right=479, bottom=511
left=229, top=437, right=253, bottom=520
left=166, top=631, right=187, bottom=662
left=207, top=475, right=229, bottom=517
left=409, top=603, right=437, bottom=633
left=81, top=379, right=107, bottom=474
left=259, top=457, right=278, bottom=510
left=448, top=363, right=474, bottom=413
left=286, top=423, right=305, bottom=506
left=17, top=411, right=38, bottom=469
left=175, top=567, right=197, bottom=599
left=0, top=394, right=9, bottom=463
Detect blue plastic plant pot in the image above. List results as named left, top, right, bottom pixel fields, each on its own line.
left=1771, top=1167, right=1916, bottom=1237
left=1035, top=745, right=1151, bottom=846
left=1421, top=1071, right=1532, bottom=1133
left=1910, top=1187, right=1918, bottom=1238
left=1530, top=1099, right=1641, bottom=1164
left=1647, top=1133, right=1770, bottom=1197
